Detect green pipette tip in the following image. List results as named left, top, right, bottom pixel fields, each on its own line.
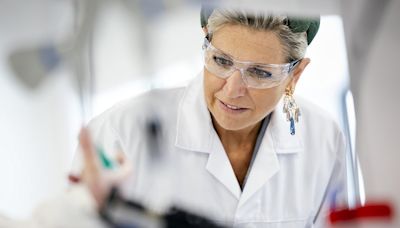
left=96, top=146, right=114, bottom=169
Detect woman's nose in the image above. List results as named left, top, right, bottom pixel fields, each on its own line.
left=222, top=69, right=247, bottom=98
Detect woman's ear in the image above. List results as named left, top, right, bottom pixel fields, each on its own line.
left=202, top=27, right=208, bottom=36
left=290, top=58, right=310, bottom=87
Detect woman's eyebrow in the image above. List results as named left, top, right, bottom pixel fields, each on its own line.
left=215, top=47, right=234, bottom=60
left=251, top=64, right=269, bottom=68
left=251, top=62, right=282, bottom=67
left=213, top=43, right=281, bottom=66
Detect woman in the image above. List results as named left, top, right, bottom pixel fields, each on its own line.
left=73, top=7, right=347, bottom=228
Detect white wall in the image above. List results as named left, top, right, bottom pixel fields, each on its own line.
left=0, top=0, right=80, bottom=219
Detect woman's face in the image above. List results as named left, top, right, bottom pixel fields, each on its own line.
left=204, top=24, right=308, bottom=133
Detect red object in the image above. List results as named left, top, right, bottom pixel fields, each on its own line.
left=68, top=174, right=81, bottom=183
left=329, top=202, right=393, bottom=224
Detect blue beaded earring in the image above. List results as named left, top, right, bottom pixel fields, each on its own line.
left=283, top=87, right=300, bottom=135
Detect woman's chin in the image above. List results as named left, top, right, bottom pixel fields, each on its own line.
left=213, top=117, right=251, bottom=132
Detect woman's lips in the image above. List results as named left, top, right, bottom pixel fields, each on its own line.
left=218, top=100, right=248, bottom=114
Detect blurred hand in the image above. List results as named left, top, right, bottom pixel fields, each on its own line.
left=75, top=127, right=132, bottom=208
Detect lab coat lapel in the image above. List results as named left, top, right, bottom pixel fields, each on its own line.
left=238, top=99, right=304, bottom=207
left=206, top=132, right=242, bottom=200
left=238, top=128, right=280, bottom=207
left=175, top=72, right=214, bottom=153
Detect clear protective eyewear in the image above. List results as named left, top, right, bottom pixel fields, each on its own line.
left=202, top=38, right=300, bottom=89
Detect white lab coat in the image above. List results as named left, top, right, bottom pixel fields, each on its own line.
left=71, top=72, right=347, bottom=228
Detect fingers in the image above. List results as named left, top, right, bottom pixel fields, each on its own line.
left=79, top=127, right=99, bottom=172
left=115, top=150, right=126, bottom=165
left=109, top=145, right=132, bottom=186
left=107, top=160, right=133, bottom=186
left=113, top=142, right=126, bottom=165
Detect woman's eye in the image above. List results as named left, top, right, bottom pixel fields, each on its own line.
left=213, top=56, right=233, bottom=67
left=247, top=68, right=272, bottom=79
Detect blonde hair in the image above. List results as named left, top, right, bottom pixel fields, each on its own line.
left=207, top=9, right=308, bottom=62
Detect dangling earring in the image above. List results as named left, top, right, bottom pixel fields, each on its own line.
left=283, top=87, right=300, bottom=135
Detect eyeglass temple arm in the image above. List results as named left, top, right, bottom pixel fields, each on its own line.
left=289, top=59, right=301, bottom=72
left=202, top=34, right=212, bottom=50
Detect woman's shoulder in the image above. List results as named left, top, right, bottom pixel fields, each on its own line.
left=296, top=96, right=342, bottom=131
left=295, top=96, right=346, bottom=162
left=296, top=96, right=336, bottom=122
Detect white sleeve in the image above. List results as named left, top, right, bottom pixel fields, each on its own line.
left=312, top=131, right=348, bottom=228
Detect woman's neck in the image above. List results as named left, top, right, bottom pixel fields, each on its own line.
left=212, top=118, right=263, bottom=188
left=213, top=118, right=262, bottom=152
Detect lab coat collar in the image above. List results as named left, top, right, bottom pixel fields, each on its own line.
left=175, top=72, right=214, bottom=153
left=175, top=72, right=303, bottom=202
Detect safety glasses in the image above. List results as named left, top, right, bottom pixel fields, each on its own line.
left=203, top=38, right=300, bottom=89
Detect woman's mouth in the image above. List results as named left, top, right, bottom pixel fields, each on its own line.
left=218, top=100, right=248, bottom=113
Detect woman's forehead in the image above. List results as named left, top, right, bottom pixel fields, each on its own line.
left=211, top=24, right=286, bottom=64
